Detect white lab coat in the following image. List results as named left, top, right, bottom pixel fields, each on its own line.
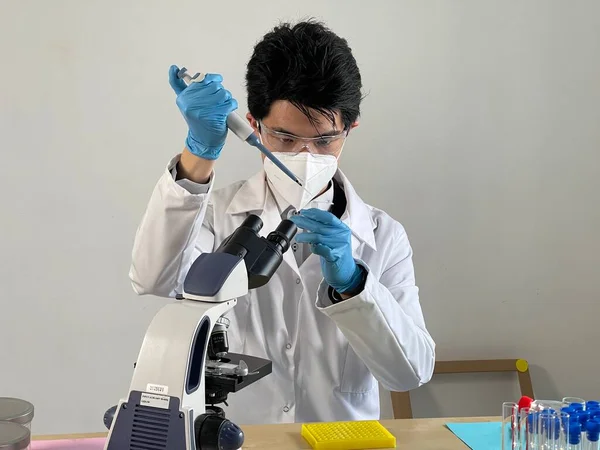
left=129, top=155, right=435, bottom=425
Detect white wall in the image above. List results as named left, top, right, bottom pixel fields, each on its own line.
left=1, top=0, right=599, bottom=434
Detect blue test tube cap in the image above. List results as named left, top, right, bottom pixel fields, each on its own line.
left=571, top=403, right=585, bottom=411
left=587, top=420, right=600, bottom=442
left=569, top=422, right=582, bottom=445
left=592, top=411, right=600, bottom=420
left=587, top=401, right=600, bottom=410
left=561, top=406, right=575, bottom=415
left=579, top=411, right=590, bottom=426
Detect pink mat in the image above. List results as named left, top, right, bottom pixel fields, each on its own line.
left=32, top=438, right=106, bottom=449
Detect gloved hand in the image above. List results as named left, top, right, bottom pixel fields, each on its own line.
left=168, top=65, right=238, bottom=160
left=290, top=209, right=364, bottom=294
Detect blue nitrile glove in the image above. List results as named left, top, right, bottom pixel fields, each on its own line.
left=290, top=209, right=364, bottom=294
left=168, top=65, right=238, bottom=160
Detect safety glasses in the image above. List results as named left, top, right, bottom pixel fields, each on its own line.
left=258, top=122, right=348, bottom=156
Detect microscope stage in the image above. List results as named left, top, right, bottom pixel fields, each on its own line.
left=205, top=353, right=272, bottom=394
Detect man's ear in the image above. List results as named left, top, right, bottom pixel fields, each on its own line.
left=345, top=120, right=359, bottom=135
left=246, top=113, right=259, bottom=132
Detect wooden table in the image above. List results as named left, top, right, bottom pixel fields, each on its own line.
left=34, top=416, right=498, bottom=449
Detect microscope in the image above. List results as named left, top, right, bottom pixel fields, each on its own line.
left=103, top=214, right=297, bottom=450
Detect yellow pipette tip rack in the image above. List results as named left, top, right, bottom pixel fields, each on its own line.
left=301, top=420, right=396, bottom=449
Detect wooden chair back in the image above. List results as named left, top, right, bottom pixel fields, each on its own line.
left=390, top=359, right=534, bottom=419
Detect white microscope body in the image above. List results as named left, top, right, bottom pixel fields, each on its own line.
left=103, top=214, right=297, bottom=450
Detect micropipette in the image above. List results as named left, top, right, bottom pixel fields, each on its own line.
left=177, top=67, right=304, bottom=187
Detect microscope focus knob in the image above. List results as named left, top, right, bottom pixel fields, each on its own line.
left=103, top=405, right=118, bottom=430
left=194, top=413, right=244, bottom=450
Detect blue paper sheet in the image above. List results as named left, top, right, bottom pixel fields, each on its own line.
left=445, top=422, right=502, bottom=450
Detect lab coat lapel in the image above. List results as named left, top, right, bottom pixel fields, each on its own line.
left=226, top=170, right=301, bottom=278
left=334, top=170, right=378, bottom=254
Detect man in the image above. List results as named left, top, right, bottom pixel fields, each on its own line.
left=130, top=20, right=435, bottom=425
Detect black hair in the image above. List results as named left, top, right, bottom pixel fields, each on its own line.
left=246, top=19, right=362, bottom=130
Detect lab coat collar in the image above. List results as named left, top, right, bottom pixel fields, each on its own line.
left=226, top=169, right=377, bottom=252
left=225, top=170, right=270, bottom=215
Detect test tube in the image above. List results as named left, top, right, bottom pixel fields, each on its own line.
left=534, top=400, right=565, bottom=412
left=539, top=410, right=561, bottom=450
left=503, top=402, right=518, bottom=450
left=549, top=415, right=561, bottom=450
left=559, top=410, right=573, bottom=450
left=529, top=410, right=540, bottom=450
left=564, top=398, right=587, bottom=410
left=585, top=420, right=600, bottom=450
left=568, top=422, right=583, bottom=450
left=518, top=407, right=530, bottom=450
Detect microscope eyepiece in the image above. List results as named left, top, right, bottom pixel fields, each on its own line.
left=212, top=214, right=298, bottom=289
left=266, top=219, right=297, bottom=253
left=240, top=215, right=263, bottom=233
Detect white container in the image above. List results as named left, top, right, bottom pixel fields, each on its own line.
left=0, top=399, right=34, bottom=431
left=0, top=421, right=30, bottom=450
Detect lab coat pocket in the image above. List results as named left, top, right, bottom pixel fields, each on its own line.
left=340, top=344, right=376, bottom=394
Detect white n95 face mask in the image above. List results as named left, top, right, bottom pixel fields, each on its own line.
left=263, top=152, right=338, bottom=211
